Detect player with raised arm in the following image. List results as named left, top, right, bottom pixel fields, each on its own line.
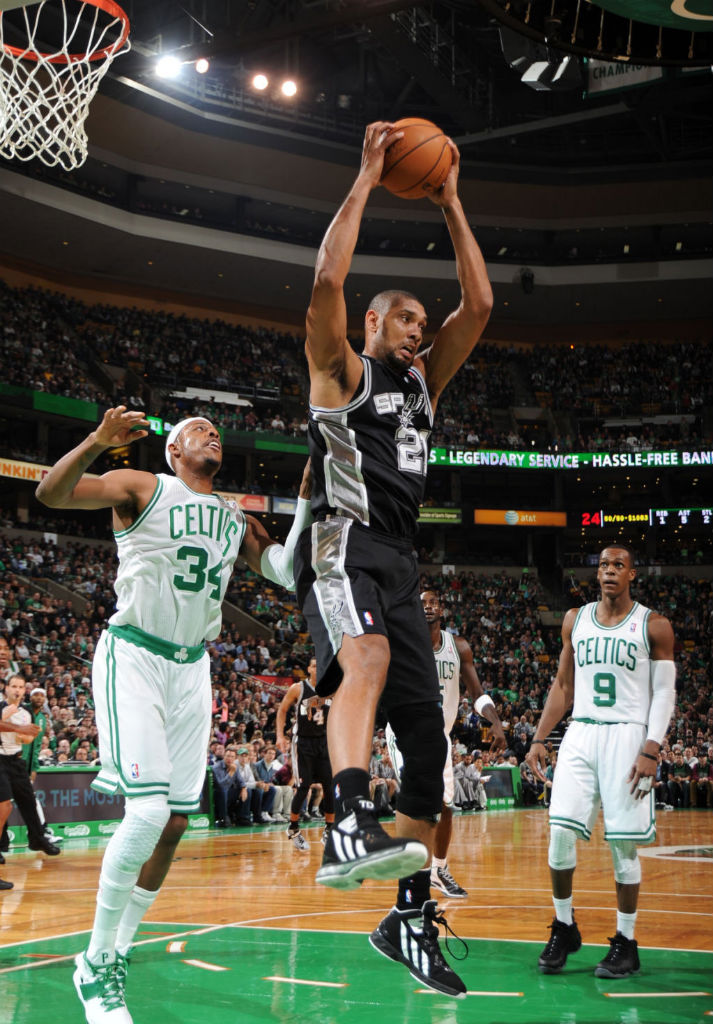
left=294, top=121, right=492, bottom=997
left=36, top=409, right=312, bottom=1024
left=526, top=544, right=676, bottom=979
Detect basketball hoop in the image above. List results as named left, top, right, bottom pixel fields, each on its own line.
left=0, top=0, right=130, bottom=170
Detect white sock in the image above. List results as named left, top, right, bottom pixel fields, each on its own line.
left=86, top=863, right=140, bottom=966
left=431, top=857, right=446, bottom=872
left=616, top=910, right=637, bottom=940
left=553, top=896, right=573, bottom=925
left=116, top=885, right=159, bottom=956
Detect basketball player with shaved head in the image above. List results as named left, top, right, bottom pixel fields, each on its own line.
left=37, top=408, right=312, bottom=1024
left=526, top=544, right=676, bottom=980
left=294, top=121, right=492, bottom=997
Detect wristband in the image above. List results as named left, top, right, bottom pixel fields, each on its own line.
left=474, top=694, right=495, bottom=715
left=531, top=740, right=546, bottom=747
left=640, top=751, right=657, bottom=761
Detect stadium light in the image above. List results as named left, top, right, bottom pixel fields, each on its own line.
left=156, top=55, right=182, bottom=79
left=252, top=73, right=269, bottom=90
left=195, top=58, right=210, bottom=75
left=281, top=79, right=297, bottom=97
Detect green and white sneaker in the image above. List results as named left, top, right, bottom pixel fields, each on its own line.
left=73, top=952, right=133, bottom=1023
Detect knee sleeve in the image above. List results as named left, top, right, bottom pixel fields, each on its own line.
left=388, top=702, right=446, bottom=820
left=548, top=824, right=577, bottom=871
left=609, top=840, right=641, bottom=885
left=104, top=794, right=171, bottom=875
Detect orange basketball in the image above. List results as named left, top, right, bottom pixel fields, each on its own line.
left=380, top=118, right=452, bottom=200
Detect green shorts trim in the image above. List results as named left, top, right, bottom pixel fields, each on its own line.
left=108, top=623, right=205, bottom=664
left=549, top=815, right=592, bottom=841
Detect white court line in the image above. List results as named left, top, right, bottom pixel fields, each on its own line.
left=167, top=941, right=186, bottom=953
left=605, top=991, right=711, bottom=999
left=264, top=976, right=347, bottom=988
left=182, top=959, right=229, bottom=972
left=2, top=907, right=713, bottom=976
left=416, top=988, right=523, bottom=997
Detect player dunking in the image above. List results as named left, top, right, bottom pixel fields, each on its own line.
left=294, top=121, right=492, bottom=997
left=37, top=410, right=312, bottom=1024
left=276, top=656, right=334, bottom=850
left=387, top=590, right=506, bottom=898
left=526, top=544, right=676, bottom=979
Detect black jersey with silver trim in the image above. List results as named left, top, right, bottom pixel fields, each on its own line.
left=308, top=355, right=433, bottom=539
left=294, top=680, right=330, bottom=739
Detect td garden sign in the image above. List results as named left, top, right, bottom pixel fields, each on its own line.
left=428, top=448, right=713, bottom=471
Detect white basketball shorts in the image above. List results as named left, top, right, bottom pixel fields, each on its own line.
left=549, top=720, right=656, bottom=844
left=92, top=629, right=211, bottom=812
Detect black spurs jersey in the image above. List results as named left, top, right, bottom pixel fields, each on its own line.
left=308, top=354, right=433, bottom=539
left=294, top=680, right=330, bottom=740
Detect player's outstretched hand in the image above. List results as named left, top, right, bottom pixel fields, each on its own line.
left=93, top=406, right=149, bottom=448
left=359, top=121, right=403, bottom=189
left=428, top=139, right=460, bottom=208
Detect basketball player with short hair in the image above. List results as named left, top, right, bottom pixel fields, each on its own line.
left=37, top=408, right=312, bottom=1024
left=385, top=590, right=505, bottom=899
left=294, top=121, right=492, bottom=997
left=526, top=544, right=675, bottom=979
left=276, top=656, right=334, bottom=851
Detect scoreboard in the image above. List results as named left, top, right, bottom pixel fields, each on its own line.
left=580, top=508, right=713, bottom=528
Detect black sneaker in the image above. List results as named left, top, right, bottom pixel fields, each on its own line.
left=315, top=798, right=427, bottom=890
left=369, top=899, right=468, bottom=998
left=28, top=838, right=60, bottom=856
left=594, top=932, right=640, bottom=978
left=431, top=865, right=468, bottom=899
left=0, top=878, right=13, bottom=891
left=538, top=916, right=582, bottom=973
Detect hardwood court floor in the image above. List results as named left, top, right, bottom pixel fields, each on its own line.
left=1, top=807, right=711, bottom=1024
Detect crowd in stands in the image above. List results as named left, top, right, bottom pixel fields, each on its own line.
left=4, top=280, right=711, bottom=461
left=1, top=512, right=710, bottom=827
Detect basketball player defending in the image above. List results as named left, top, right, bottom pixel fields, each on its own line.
left=294, top=121, right=492, bottom=997
left=37, top=410, right=312, bottom=1024
left=276, top=656, right=334, bottom=850
left=526, top=545, right=675, bottom=979
left=385, top=590, right=506, bottom=899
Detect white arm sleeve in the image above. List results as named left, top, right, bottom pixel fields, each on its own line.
left=646, top=660, right=676, bottom=745
left=259, top=497, right=313, bottom=591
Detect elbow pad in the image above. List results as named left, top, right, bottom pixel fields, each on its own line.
left=646, top=660, right=676, bottom=746
left=259, top=497, right=313, bottom=590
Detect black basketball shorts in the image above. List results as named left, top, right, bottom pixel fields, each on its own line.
left=294, top=516, right=439, bottom=712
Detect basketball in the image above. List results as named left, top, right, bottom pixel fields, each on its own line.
left=380, top=118, right=452, bottom=200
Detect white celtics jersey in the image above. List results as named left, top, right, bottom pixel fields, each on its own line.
left=434, top=630, right=461, bottom=733
left=110, top=473, right=247, bottom=646
left=571, top=601, right=652, bottom=727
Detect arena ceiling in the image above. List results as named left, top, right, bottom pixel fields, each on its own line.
left=0, top=1, right=711, bottom=326
left=115, top=0, right=713, bottom=175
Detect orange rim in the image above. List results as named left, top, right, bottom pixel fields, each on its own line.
left=1, top=0, right=130, bottom=64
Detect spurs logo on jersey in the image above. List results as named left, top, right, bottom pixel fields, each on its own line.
left=434, top=631, right=461, bottom=735
left=111, top=473, right=247, bottom=646
left=571, top=602, right=652, bottom=726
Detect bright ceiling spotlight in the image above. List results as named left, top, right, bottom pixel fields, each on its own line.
left=281, top=79, right=297, bottom=97
left=252, top=73, right=269, bottom=90
left=195, top=57, right=210, bottom=74
left=156, top=55, right=182, bottom=79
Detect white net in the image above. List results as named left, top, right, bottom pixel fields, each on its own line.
left=0, top=0, right=129, bottom=170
